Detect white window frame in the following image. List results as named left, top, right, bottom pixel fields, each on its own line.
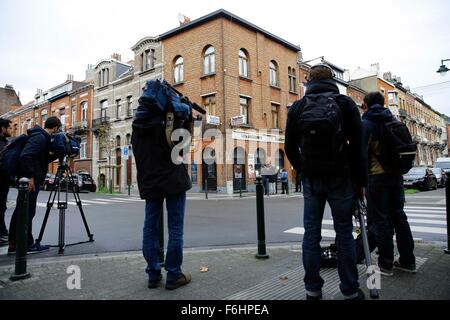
left=240, top=97, right=249, bottom=124
left=203, top=46, right=215, bottom=75
left=174, top=56, right=184, bottom=84
left=239, top=50, right=249, bottom=77
left=80, top=141, right=87, bottom=159
left=269, top=61, right=278, bottom=87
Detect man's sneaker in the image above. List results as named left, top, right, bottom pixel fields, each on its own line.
left=148, top=274, right=163, bottom=289
left=306, top=291, right=322, bottom=300
left=7, top=245, right=15, bottom=255
left=165, top=272, right=191, bottom=290
left=27, top=243, right=50, bottom=254
left=378, top=266, right=394, bottom=276
left=393, top=260, right=417, bottom=273
left=345, top=289, right=365, bottom=300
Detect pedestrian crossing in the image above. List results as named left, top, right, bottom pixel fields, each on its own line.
left=9, top=196, right=146, bottom=209
left=284, top=205, right=448, bottom=240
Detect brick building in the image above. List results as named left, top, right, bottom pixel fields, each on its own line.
left=160, top=9, right=302, bottom=193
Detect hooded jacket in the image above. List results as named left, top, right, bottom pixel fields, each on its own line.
left=131, top=105, right=191, bottom=199
left=285, top=79, right=367, bottom=187
left=18, top=126, right=53, bottom=184
left=362, top=104, right=395, bottom=175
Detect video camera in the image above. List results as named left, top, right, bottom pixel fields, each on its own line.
left=50, top=132, right=81, bottom=159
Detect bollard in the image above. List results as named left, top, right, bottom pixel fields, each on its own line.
left=128, top=184, right=131, bottom=196
left=255, top=176, right=269, bottom=259
left=445, top=176, right=450, bottom=254
left=205, top=179, right=208, bottom=199
left=239, top=178, right=242, bottom=198
left=10, top=178, right=31, bottom=281
left=159, top=204, right=165, bottom=266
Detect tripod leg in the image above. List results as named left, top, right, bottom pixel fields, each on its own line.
left=358, top=213, right=380, bottom=299
left=67, top=168, right=94, bottom=242
left=36, top=188, right=57, bottom=244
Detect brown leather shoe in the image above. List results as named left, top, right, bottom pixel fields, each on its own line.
left=165, top=272, right=191, bottom=290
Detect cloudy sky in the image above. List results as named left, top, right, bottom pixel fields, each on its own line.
left=1, top=0, right=449, bottom=114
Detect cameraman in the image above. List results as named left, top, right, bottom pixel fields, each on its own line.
left=0, top=118, right=12, bottom=244
left=132, top=106, right=192, bottom=290
left=8, top=116, right=61, bottom=254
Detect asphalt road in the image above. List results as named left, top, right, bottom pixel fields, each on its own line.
left=0, top=187, right=447, bottom=264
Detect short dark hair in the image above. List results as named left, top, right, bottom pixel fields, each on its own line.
left=309, top=63, right=334, bottom=81
left=363, top=92, right=385, bottom=107
left=0, top=118, right=12, bottom=129
left=44, top=116, right=62, bottom=129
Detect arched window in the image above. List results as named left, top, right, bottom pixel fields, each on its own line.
left=255, top=148, right=266, bottom=174
left=203, top=46, right=215, bottom=75
left=116, top=135, right=121, bottom=147
left=126, top=133, right=131, bottom=145
left=174, top=56, right=184, bottom=84
left=269, top=60, right=278, bottom=87
left=239, top=49, right=249, bottom=77
left=275, top=149, right=285, bottom=171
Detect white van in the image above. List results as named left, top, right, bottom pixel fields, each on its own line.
left=434, top=157, right=450, bottom=174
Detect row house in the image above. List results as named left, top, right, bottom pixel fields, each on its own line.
left=4, top=77, right=95, bottom=175
left=160, top=9, right=302, bottom=193
left=351, top=65, right=447, bottom=166
left=91, top=42, right=162, bottom=193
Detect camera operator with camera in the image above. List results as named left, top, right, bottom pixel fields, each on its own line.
left=7, top=116, right=61, bottom=255
left=132, top=80, right=205, bottom=290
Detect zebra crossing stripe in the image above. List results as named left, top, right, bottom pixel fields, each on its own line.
left=406, top=218, right=447, bottom=225
left=92, top=198, right=128, bottom=203
left=405, top=209, right=446, bottom=213
left=110, top=197, right=144, bottom=202
left=78, top=199, right=109, bottom=204
left=406, top=213, right=446, bottom=219
left=37, top=202, right=90, bottom=207
left=404, top=206, right=445, bottom=211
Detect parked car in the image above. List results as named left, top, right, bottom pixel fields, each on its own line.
left=403, top=167, right=438, bottom=191
left=431, top=167, right=447, bottom=188
left=434, top=157, right=450, bottom=176
left=75, top=171, right=97, bottom=192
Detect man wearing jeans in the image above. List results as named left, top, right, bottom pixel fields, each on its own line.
left=285, top=64, right=367, bottom=300
left=132, top=102, right=192, bottom=290
left=361, top=92, right=416, bottom=275
left=0, top=118, right=13, bottom=244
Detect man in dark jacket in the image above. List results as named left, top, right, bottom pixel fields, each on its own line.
left=132, top=105, right=192, bottom=290
left=362, top=92, right=416, bottom=275
left=285, top=63, right=366, bottom=300
left=0, top=118, right=13, bottom=243
left=8, top=116, right=61, bottom=254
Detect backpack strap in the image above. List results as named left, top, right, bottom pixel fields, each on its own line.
left=165, top=111, right=175, bottom=148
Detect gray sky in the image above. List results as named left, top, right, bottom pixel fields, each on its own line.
left=1, top=0, right=449, bottom=115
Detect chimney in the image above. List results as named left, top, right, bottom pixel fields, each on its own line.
left=5, top=84, right=14, bottom=90
left=383, top=72, right=392, bottom=81
left=370, top=63, right=380, bottom=75
left=111, top=53, right=122, bottom=61
left=67, top=74, right=74, bottom=81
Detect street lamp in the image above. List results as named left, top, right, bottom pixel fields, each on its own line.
left=436, top=59, right=450, bottom=76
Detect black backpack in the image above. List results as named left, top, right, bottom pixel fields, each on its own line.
left=0, top=134, right=29, bottom=180
left=298, top=92, right=345, bottom=177
left=373, top=119, right=417, bottom=175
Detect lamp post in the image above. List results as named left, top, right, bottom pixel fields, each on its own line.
left=436, top=59, right=450, bottom=76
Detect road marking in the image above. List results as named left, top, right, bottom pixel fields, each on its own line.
left=406, top=213, right=446, bottom=219
left=409, top=226, right=447, bottom=234
left=404, top=206, right=445, bottom=211
left=404, top=209, right=446, bottom=213
left=403, top=218, right=446, bottom=225
left=37, top=202, right=90, bottom=207
left=92, top=198, right=128, bottom=203
left=111, top=197, right=144, bottom=202
left=77, top=199, right=109, bottom=204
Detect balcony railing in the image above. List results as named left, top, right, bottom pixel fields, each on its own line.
left=92, top=117, right=110, bottom=130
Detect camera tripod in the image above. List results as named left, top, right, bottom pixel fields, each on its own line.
left=35, top=156, right=94, bottom=254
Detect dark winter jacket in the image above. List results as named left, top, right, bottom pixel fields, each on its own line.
left=0, top=135, right=7, bottom=152
left=285, top=79, right=367, bottom=187
left=362, top=104, right=395, bottom=175
left=18, top=126, right=54, bottom=185
left=131, top=107, right=191, bottom=199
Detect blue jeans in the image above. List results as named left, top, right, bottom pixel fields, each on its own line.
left=302, top=176, right=359, bottom=297
left=367, top=174, right=415, bottom=269
left=143, top=192, right=186, bottom=282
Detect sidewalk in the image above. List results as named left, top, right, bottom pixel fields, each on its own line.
left=0, top=242, right=448, bottom=300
